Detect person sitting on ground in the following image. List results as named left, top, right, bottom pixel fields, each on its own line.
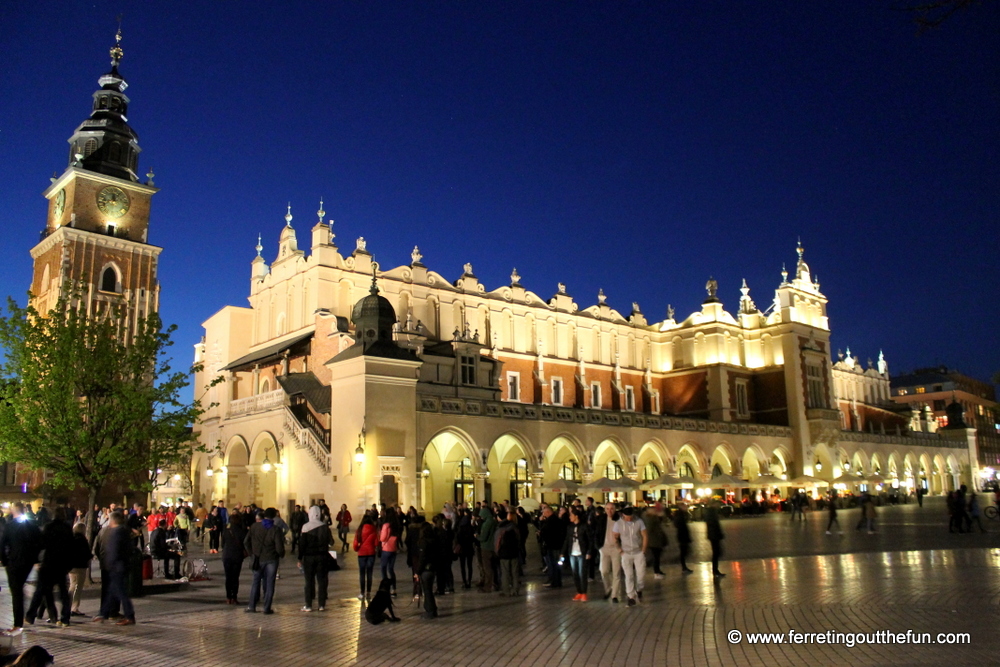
left=150, top=520, right=181, bottom=580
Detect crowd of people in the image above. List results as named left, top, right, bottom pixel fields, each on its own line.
left=0, top=484, right=992, bottom=646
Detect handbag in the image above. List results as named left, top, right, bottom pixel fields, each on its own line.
left=325, top=550, right=340, bottom=572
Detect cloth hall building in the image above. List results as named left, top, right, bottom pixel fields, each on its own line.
left=190, top=208, right=979, bottom=516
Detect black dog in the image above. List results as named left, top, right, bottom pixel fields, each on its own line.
left=364, top=578, right=401, bottom=625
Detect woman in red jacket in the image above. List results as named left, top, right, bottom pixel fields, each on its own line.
left=336, top=505, right=352, bottom=551
left=353, top=513, right=378, bottom=601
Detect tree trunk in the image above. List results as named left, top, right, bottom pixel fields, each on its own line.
left=85, top=486, right=99, bottom=547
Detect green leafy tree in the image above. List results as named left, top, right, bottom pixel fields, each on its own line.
left=0, top=287, right=207, bottom=538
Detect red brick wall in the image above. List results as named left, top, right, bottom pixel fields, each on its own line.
left=752, top=369, right=788, bottom=425
left=658, top=371, right=709, bottom=417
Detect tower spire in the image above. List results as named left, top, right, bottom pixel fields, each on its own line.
left=65, top=30, right=141, bottom=181
left=110, top=23, right=123, bottom=69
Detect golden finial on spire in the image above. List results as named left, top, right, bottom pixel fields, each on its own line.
left=110, top=18, right=124, bottom=67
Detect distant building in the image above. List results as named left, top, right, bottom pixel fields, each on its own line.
left=891, top=367, right=1000, bottom=468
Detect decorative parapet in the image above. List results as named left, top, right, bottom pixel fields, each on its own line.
left=417, top=395, right=793, bottom=438
left=838, top=430, right=968, bottom=450
left=228, top=389, right=287, bottom=418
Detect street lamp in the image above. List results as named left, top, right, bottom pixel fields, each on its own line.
left=261, top=446, right=274, bottom=473
left=355, top=435, right=365, bottom=465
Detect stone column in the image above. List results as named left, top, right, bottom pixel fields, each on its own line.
left=473, top=472, right=489, bottom=506
left=531, top=472, right=545, bottom=502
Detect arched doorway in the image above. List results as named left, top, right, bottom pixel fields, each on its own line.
left=224, top=436, right=250, bottom=506
left=250, top=432, right=280, bottom=510
left=488, top=433, right=532, bottom=505
left=422, top=430, right=479, bottom=512
left=543, top=436, right=584, bottom=504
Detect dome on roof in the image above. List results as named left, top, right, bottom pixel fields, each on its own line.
left=352, top=291, right=397, bottom=326
left=351, top=285, right=398, bottom=352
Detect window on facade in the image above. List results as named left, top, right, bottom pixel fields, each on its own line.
left=625, top=386, right=635, bottom=412
left=712, top=463, right=723, bottom=478
left=510, top=458, right=530, bottom=502
left=551, top=377, right=563, bottom=406
left=605, top=460, right=623, bottom=480
left=916, top=387, right=926, bottom=394
left=460, top=356, right=477, bottom=386
left=735, top=380, right=750, bottom=418
left=652, top=391, right=660, bottom=414
left=559, top=460, right=580, bottom=482
left=679, top=462, right=695, bottom=478
left=455, top=458, right=472, bottom=481
left=84, top=139, right=98, bottom=157
left=897, top=389, right=907, bottom=396
left=100, top=267, right=117, bottom=292
left=591, top=382, right=602, bottom=409
left=643, top=462, right=660, bottom=482
left=806, top=364, right=826, bottom=409
left=507, top=372, right=520, bottom=401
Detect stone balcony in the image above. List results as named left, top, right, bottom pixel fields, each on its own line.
left=227, top=389, right=287, bottom=418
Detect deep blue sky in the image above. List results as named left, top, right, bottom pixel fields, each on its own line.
left=2, top=3, right=998, bottom=392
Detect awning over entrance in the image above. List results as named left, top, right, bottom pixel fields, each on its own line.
left=222, top=332, right=313, bottom=372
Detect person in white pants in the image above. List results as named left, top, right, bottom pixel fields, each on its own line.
left=613, top=506, right=648, bottom=607
left=597, top=503, right=623, bottom=602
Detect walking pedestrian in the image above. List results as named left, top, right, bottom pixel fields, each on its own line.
left=455, top=508, right=476, bottom=589
left=94, top=511, right=136, bottom=625
left=68, top=522, right=92, bottom=617
left=416, top=518, right=440, bottom=619
left=644, top=503, right=668, bottom=578
left=221, top=512, right=247, bottom=605
left=704, top=500, right=726, bottom=578
left=476, top=507, right=498, bottom=592
left=206, top=506, right=222, bottom=553
left=861, top=493, right=877, bottom=534
left=288, top=505, right=306, bottom=554
left=826, top=490, right=842, bottom=534
left=244, top=508, right=285, bottom=614
left=595, top=502, right=624, bottom=601
left=26, top=508, right=73, bottom=627
left=336, top=504, right=352, bottom=551
left=563, top=508, right=591, bottom=602
left=353, top=513, right=378, bottom=602
left=298, top=505, right=333, bottom=611
left=538, top=505, right=564, bottom=589
left=379, top=507, right=402, bottom=597
left=613, top=506, right=647, bottom=606
left=969, top=492, right=987, bottom=533
left=495, top=511, right=521, bottom=596
left=0, top=502, right=42, bottom=635
left=672, top=505, right=694, bottom=574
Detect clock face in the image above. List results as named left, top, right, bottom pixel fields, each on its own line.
left=96, top=185, right=130, bottom=218
left=54, top=189, right=65, bottom=219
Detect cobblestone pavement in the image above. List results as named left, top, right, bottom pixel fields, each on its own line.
left=1, top=500, right=999, bottom=666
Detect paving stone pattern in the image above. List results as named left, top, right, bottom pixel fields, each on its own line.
left=1, top=501, right=998, bottom=666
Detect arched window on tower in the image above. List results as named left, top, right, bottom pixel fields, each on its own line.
left=84, top=139, right=98, bottom=158
left=100, top=266, right=118, bottom=293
